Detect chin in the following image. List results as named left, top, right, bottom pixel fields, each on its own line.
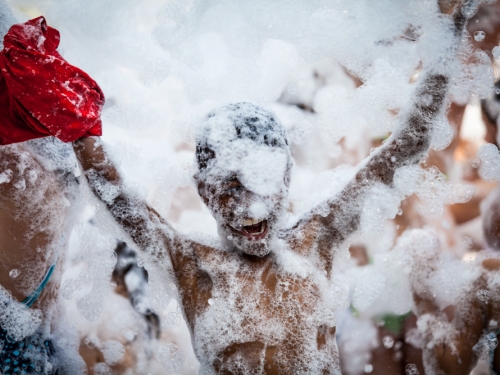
left=218, top=223, right=275, bottom=257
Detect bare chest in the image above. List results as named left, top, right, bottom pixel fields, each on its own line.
left=189, top=250, right=339, bottom=374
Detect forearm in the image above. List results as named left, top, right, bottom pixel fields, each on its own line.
left=316, top=5, right=466, bottom=248
left=360, top=73, right=449, bottom=187
left=73, top=137, right=171, bottom=252
left=313, top=73, right=449, bottom=249
left=73, top=137, right=121, bottom=196
left=357, top=0, right=467, bottom=185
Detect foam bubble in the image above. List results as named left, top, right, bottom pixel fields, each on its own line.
left=156, top=343, right=185, bottom=373
left=94, top=363, right=113, bottom=375
left=493, top=46, right=500, bottom=59
left=478, top=143, right=500, bottom=181
left=405, top=363, right=419, bottom=375
left=102, top=340, right=125, bottom=366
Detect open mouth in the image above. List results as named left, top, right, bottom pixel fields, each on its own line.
left=239, top=220, right=268, bottom=240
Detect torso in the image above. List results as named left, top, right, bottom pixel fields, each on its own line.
left=0, top=141, right=73, bottom=310
left=173, top=235, right=342, bottom=375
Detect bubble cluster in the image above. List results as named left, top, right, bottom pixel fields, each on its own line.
left=62, top=225, right=117, bottom=321
left=0, top=286, right=42, bottom=342
left=394, top=165, right=475, bottom=217
left=93, top=362, right=112, bottom=375
left=477, top=143, right=500, bottom=182
left=156, top=343, right=185, bottom=373
left=102, top=340, right=125, bottom=366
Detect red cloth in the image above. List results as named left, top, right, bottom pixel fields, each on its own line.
left=0, top=16, right=104, bottom=145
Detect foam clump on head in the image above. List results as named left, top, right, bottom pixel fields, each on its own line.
left=196, top=102, right=291, bottom=196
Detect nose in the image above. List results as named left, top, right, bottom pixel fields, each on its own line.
left=248, top=201, right=268, bottom=220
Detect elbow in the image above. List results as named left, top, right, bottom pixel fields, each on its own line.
left=84, top=168, right=122, bottom=205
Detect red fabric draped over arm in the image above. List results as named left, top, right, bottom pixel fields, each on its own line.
left=0, top=16, right=105, bottom=145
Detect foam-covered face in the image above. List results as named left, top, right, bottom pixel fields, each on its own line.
left=195, top=102, right=292, bottom=255
left=197, top=169, right=289, bottom=257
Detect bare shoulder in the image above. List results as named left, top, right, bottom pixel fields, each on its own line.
left=278, top=213, right=339, bottom=275
left=167, top=232, right=226, bottom=280
left=169, top=235, right=223, bottom=327
left=279, top=214, right=323, bottom=257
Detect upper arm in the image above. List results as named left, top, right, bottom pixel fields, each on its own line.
left=72, top=137, right=195, bottom=270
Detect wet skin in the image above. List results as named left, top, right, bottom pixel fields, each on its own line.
left=74, top=68, right=456, bottom=374
left=0, top=144, right=66, bottom=312
left=412, top=258, right=500, bottom=375
left=75, top=137, right=344, bottom=373
left=73, top=3, right=466, bottom=373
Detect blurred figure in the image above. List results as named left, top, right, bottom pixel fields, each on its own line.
left=408, top=229, right=500, bottom=375
left=112, top=241, right=161, bottom=340
left=0, top=5, right=88, bottom=373
left=481, top=81, right=500, bottom=251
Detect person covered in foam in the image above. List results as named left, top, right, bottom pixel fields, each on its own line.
left=0, top=10, right=162, bottom=374
left=2, top=0, right=474, bottom=373
left=71, top=2, right=473, bottom=373
left=407, top=227, right=500, bottom=375
left=194, top=102, right=292, bottom=257
left=0, top=6, right=103, bottom=374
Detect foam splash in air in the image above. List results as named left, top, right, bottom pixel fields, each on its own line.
left=3, top=0, right=496, bottom=373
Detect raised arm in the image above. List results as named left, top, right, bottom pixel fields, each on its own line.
left=73, top=137, right=216, bottom=325
left=287, top=2, right=468, bottom=271
left=73, top=137, right=184, bottom=264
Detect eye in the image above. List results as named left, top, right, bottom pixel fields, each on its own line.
left=223, top=179, right=243, bottom=194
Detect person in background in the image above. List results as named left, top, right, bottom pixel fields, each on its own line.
left=0, top=8, right=97, bottom=374
left=72, top=1, right=470, bottom=373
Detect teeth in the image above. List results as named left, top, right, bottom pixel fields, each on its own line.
left=241, top=220, right=267, bottom=236
left=256, top=222, right=266, bottom=234
left=243, top=218, right=264, bottom=226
